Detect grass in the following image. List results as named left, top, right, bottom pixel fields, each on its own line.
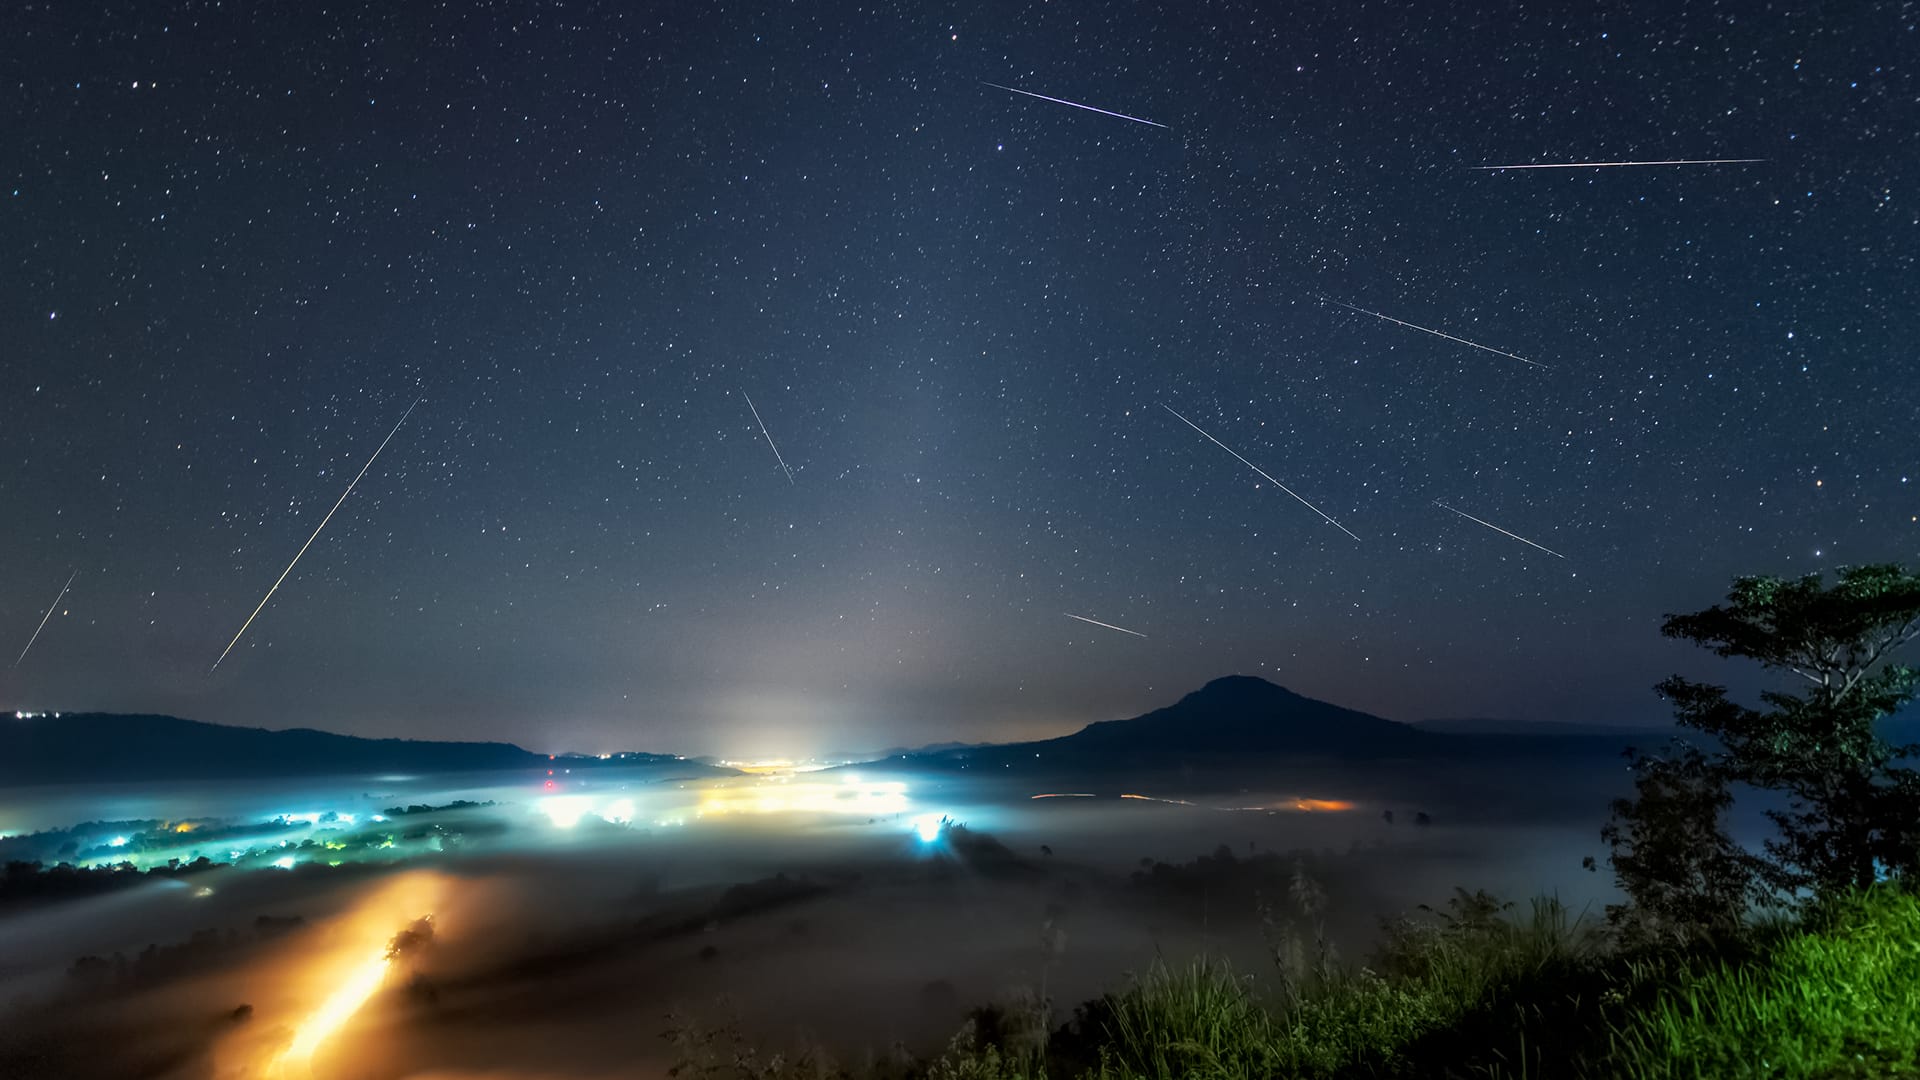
left=1605, top=887, right=1920, bottom=1079
left=669, top=886, right=1920, bottom=1080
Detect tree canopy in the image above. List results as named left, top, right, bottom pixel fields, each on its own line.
left=1606, top=563, right=1920, bottom=935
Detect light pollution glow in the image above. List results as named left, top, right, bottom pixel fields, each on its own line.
left=256, top=873, right=446, bottom=1077
left=534, top=775, right=914, bottom=830
left=274, top=945, right=396, bottom=1073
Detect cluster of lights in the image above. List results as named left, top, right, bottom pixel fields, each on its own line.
left=535, top=794, right=666, bottom=829
left=277, top=812, right=359, bottom=827
left=696, top=775, right=910, bottom=817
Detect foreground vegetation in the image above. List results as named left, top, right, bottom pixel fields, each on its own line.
left=667, top=883, right=1920, bottom=1080
left=671, top=565, right=1920, bottom=1079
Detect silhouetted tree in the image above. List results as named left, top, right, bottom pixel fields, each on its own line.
left=1645, top=564, right=1920, bottom=897
left=1600, top=742, right=1759, bottom=946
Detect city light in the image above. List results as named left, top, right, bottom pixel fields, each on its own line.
left=910, top=814, right=945, bottom=843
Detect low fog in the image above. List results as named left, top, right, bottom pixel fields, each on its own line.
left=0, top=759, right=1628, bottom=1079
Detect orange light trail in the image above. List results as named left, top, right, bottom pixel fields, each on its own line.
left=273, top=947, right=395, bottom=1073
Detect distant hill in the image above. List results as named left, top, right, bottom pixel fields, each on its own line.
left=843, top=740, right=990, bottom=762
left=896, top=676, right=1644, bottom=774
left=0, top=712, right=727, bottom=786
left=1414, top=717, right=1670, bottom=737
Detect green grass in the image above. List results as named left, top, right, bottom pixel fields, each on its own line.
left=672, top=887, right=1920, bottom=1080
left=1605, top=887, right=1920, bottom=1080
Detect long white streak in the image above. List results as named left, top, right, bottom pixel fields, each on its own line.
left=1162, top=405, right=1362, bottom=542
left=1471, top=158, right=1765, bottom=170
left=982, top=82, right=1168, bottom=129
left=211, top=398, right=421, bottom=673
left=14, top=570, right=77, bottom=668
left=1434, top=500, right=1566, bottom=559
left=742, top=391, right=794, bottom=485
left=1065, top=613, right=1148, bottom=638
left=1321, top=298, right=1547, bottom=369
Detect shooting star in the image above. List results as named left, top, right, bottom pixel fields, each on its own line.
left=982, top=82, right=1168, bottom=129
left=14, top=569, right=77, bottom=668
left=1161, top=405, right=1362, bottom=541
left=210, top=398, right=421, bottom=673
left=742, top=391, right=794, bottom=485
left=1434, top=500, right=1566, bottom=559
left=1470, top=158, right=1764, bottom=170
left=1320, top=297, right=1546, bottom=369
left=1065, top=613, right=1147, bottom=638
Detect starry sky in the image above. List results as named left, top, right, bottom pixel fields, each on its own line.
left=3, top=2, right=1916, bottom=758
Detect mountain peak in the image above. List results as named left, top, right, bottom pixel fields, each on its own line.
left=1188, top=674, right=1300, bottom=701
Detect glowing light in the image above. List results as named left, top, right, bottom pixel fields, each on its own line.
left=1289, top=798, right=1354, bottom=812
left=911, top=814, right=945, bottom=842
left=107, top=836, right=129, bottom=847
left=173, top=822, right=196, bottom=833
left=599, top=798, right=635, bottom=825
left=276, top=948, right=392, bottom=1071
left=193, top=886, right=214, bottom=898
left=370, top=814, right=386, bottom=822
left=274, top=855, right=297, bottom=869
left=538, top=795, right=595, bottom=829
left=696, top=778, right=910, bottom=818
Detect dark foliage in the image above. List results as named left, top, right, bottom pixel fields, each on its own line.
left=1606, top=563, right=1920, bottom=938
left=1599, top=744, right=1760, bottom=947
left=0, top=856, right=221, bottom=910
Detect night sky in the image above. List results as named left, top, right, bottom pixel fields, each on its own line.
left=4, top=2, right=1915, bottom=758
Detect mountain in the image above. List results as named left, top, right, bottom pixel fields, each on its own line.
left=0, top=712, right=726, bottom=785
left=901, top=676, right=1439, bottom=770
left=1414, top=717, right=1670, bottom=737
left=894, top=676, right=1645, bottom=773
left=843, top=740, right=989, bottom=762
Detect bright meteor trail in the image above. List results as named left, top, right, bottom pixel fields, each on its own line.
left=14, top=569, right=77, bottom=668
left=1162, top=405, right=1362, bottom=542
left=210, top=398, right=422, bottom=673
left=1065, top=613, right=1147, bottom=638
left=742, top=391, right=794, bottom=485
left=1321, top=298, right=1547, bottom=369
left=1434, top=500, right=1567, bottom=559
left=1470, top=158, right=1765, bottom=170
left=982, top=82, right=1168, bottom=128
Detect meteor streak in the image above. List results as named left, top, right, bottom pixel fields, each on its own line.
left=1162, top=405, right=1362, bottom=541
left=982, top=81, right=1168, bottom=129
left=1434, top=500, right=1566, bottom=559
left=1321, top=298, right=1546, bottom=369
left=210, top=398, right=421, bottom=673
left=1471, top=158, right=1765, bottom=170
left=742, top=391, right=794, bottom=485
left=14, top=569, right=76, bottom=667
left=1065, top=613, right=1147, bottom=638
